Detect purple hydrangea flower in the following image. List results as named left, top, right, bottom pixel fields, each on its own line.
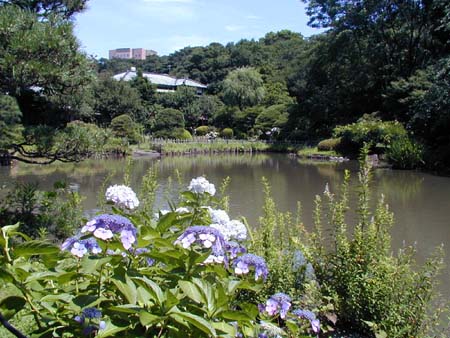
left=233, top=253, right=268, bottom=281
left=292, top=309, right=320, bottom=334
left=81, top=214, right=137, bottom=250
left=75, top=307, right=105, bottom=336
left=61, top=235, right=102, bottom=258
left=188, top=177, right=216, bottom=196
left=260, top=293, right=291, bottom=319
left=211, top=219, right=247, bottom=241
left=105, top=184, right=139, bottom=210
left=175, top=226, right=226, bottom=254
left=225, top=241, right=246, bottom=259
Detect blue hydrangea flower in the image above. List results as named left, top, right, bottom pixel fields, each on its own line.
left=61, top=235, right=101, bottom=258
left=75, top=307, right=105, bottom=336
left=175, top=225, right=226, bottom=252
left=260, top=293, right=291, bottom=319
left=81, top=214, right=137, bottom=250
left=233, top=253, right=268, bottom=281
left=225, top=241, right=246, bottom=259
left=292, top=309, right=320, bottom=334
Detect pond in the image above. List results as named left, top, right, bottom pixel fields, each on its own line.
left=1, top=153, right=450, bottom=298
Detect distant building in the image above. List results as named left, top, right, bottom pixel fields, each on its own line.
left=112, top=67, right=207, bottom=95
left=109, top=48, right=157, bottom=60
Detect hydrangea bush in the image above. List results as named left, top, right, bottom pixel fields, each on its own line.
left=0, top=177, right=319, bottom=338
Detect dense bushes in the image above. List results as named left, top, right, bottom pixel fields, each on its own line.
left=110, top=114, right=142, bottom=144
left=386, top=137, right=424, bottom=169
left=333, top=115, right=408, bottom=157
left=195, top=125, right=210, bottom=136
left=221, top=128, right=234, bottom=139
left=317, top=137, right=341, bottom=151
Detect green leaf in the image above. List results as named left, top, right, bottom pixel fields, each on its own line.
left=133, top=277, right=165, bottom=306
left=109, top=305, right=142, bottom=314
left=112, top=276, right=137, bottom=305
left=212, top=321, right=237, bottom=336
left=170, top=310, right=216, bottom=337
left=13, top=240, right=59, bottom=257
left=220, top=310, right=254, bottom=322
left=81, top=256, right=111, bottom=274
left=139, top=311, right=161, bottom=326
left=96, top=321, right=128, bottom=338
left=0, top=296, right=26, bottom=320
left=156, top=212, right=177, bottom=233
left=178, top=280, right=204, bottom=304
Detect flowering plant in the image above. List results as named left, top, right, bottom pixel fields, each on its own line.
left=0, top=177, right=319, bottom=338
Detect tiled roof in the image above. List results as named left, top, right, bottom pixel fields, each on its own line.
left=112, top=69, right=207, bottom=89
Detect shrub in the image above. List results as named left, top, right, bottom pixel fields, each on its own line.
left=110, top=114, right=141, bottom=144
left=221, top=128, right=234, bottom=139
left=386, top=137, right=424, bottom=169
left=195, top=125, right=210, bottom=136
left=333, top=115, right=407, bottom=157
left=173, top=128, right=193, bottom=140
left=317, top=137, right=341, bottom=151
left=300, top=148, right=444, bottom=337
left=0, top=177, right=320, bottom=338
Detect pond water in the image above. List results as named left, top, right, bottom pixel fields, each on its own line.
left=1, top=153, right=450, bottom=298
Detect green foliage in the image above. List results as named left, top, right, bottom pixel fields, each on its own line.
left=0, top=5, right=93, bottom=125
left=221, top=128, right=234, bottom=139
left=0, top=181, right=83, bottom=239
left=152, top=108, right=185, bottom=138
left=222, top=67, right=265, bottom=109
left=254, top=104, right=289, bottom=139
left=0, top=178, right=317, bottom=338
left=301, top=150, right=444, bottom=337
left=0, top=95, right=23, bottom=151
left=173, top=128, right=193, bottom=140
left=317, top=138, right=341, bottom=151
left=93, top=78, right=146, bottom=125
left=333, top=115, right=407, bottom=157
left=195, top=125, right=210, bottom=136
left=110, top=114, right=142, bottom=144
left=386, top=137, right=424, bottom=169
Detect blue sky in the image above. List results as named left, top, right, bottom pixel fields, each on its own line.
left=74, top=0, right=323, bottom=58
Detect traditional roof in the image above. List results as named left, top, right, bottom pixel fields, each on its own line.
left=112, top=68, right=207, bottom=89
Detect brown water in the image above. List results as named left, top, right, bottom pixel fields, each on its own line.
left=1, top=153, right=449, bottom=298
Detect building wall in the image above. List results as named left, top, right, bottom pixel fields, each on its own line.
left=109, top=48, right=157, bottom=60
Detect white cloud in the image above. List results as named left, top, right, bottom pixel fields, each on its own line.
left=144, top=34, right=213, bottom=54
left=225, top=25, right=244, bottom=32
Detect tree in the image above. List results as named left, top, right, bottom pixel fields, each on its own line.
left=0, top=3, right=94, bottom=164
left=152, top=107, right=185, bottom=138
left=92, top=78, right=145, bottom=125
left=222, top=67, right=265, bottom=109
left=0, top=0, right=88, bottom=19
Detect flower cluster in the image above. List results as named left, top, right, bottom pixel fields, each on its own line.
left=208, top=208, right=247, bottom=241
left=292, top=309, right=320, bottom=334
left=61, top=235, right=101, bottom=258
left=259, top=293, right=291, bottom=319
left=225, top=241, right=246, bottom=259
left=188, top=177, right=216, bottom=196
left=81, top=214, right=137, bottom=250
left=75, top=307, right=106, bottom=336
left=233, top=253, right=269, bottom=281
left=174, top=226, right=226, bottom=257
left=105, top=184, right=139, bottom=210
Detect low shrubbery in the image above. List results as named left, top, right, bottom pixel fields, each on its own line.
left=333, top=115, right=407, bottom=157
left=386, top=137, right=424, bottom=169
left=110, top=114, right=142, bottom=144
left=195, top=126, right=211, bottom=136
left=221, top=128, right=234, bottom=139
left=317, top=138, right=341, bottom=151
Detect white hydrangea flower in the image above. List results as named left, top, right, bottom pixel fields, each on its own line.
left=188, top=177, right=216, bottom=196
left=105, top=185, right=139, bottom=210
left=211, top=219, right=247, bottom=241
left=209, top=209, right=230, bottom=225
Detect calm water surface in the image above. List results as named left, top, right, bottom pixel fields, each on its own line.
left=1, top=153, right=449, bottom=297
